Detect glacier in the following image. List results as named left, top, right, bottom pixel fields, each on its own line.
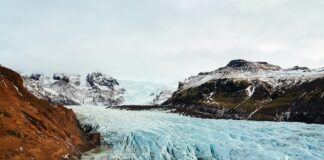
left=67, top=106, right=324, bottom=160
left=119, top=80, right=176, bottom=105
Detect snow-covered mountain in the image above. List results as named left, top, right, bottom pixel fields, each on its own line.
left=179, top=59, right=324, bottom=91
left=23, top=72, right=125, bottom=106
left=165, top=59, right=324, bottom=123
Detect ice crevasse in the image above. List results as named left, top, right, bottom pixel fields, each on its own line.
left=67, top=106, right=324, bottom=160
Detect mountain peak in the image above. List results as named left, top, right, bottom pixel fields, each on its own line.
left=87, top=72, right=119, bottom=87
left=287, top=66, right=311, bottom=71
left=224, top=59, right=281, bottom=71
left=226, top=59, right=250, bottom=67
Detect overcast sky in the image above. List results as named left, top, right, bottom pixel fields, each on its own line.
left=1, top=0, right=324, bottom=82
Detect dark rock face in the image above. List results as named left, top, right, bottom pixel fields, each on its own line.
left=226, top=59, right=253, bottom=67
left=80, top=124, right=101, bottom=146
left=30, top=74, right=41, bottom=81
left=53, top=74, right=70, bottom=83
left=222, top=59, right=281, bottom=71
left=282, top=78, right=324, bottom=123
left=165, top=78, right=324, bottom=123
left=89, top=133, right=101, bottom=146
left=164, top=60, right=324, bottom=124
left=87, top=72, right=119, bottom=89
left=287, top=66, right=311, bottom=72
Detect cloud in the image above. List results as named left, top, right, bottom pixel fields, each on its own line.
left=1, top=0, right=324, bottom=82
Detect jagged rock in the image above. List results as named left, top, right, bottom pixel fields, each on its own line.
left=30, top=73, right=41, bottom=80
left=223, top=59, right=281, bottom=71
left=53, top=73, right=70, bottom=83
left=87, top=72, right=119, bottom=88
left=164, top=59, right=324, bottom=124
left=225, top=59, right=281, bottom=71
left=287, top=66, right=311, bottom=72
left=23, top=72, right=125, bottom=106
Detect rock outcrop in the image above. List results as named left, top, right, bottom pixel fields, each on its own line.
left=0, top=66, right=96, bottom=159
left=23, top=72, right=125, bottom=106
left=164, top=59, right=324, bottom=124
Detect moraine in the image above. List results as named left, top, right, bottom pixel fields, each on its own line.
left=67, top=105, right=324, bottom=160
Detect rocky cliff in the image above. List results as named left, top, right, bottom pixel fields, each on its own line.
left=164, top=59, right=324, bottom=124
left=0, top=66, right=96, bottom=159
left=23, top=72, right=125, bottom=106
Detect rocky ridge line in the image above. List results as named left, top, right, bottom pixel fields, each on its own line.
left=164, top=59, right=324, bottom=124
left=23, top=72, right=125, bottom=106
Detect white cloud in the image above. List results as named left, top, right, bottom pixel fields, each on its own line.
left=1, top=0, right=324, bottom=82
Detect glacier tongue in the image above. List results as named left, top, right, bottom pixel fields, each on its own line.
left=67, top=106, right=324, bottom=160
left=119, top=80, right=176, bottom=105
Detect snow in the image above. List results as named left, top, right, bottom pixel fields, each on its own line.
left=42, top=87, right=59, bottom=96
left=67, top=105, right=324, bottom=160
left=246, top=85, right=255, bottom=98
left=22, top=73, right=124, bottom=106
left=151, top=90, right=175, bottom=105
left=247, top=105, right=263, bottom=119
left=13, top=85, right=23, bottom=97
left=182, top=68, right=324, bottom=91
left=23, top=73, right=176, bottom=106
left=2, top=80, right=7, bottom=88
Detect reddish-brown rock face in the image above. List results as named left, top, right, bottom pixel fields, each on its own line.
left=0, top=66, right=94, bottom=159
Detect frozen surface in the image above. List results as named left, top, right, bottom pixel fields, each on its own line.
left=67, top=106, right=324, bottom=160
left=119, top=80, right=176, bottom=105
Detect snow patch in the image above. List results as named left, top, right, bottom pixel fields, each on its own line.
left=2, top=80, right=7, bottom=88
left=13, top=85, right=23, bottom=97
left=246, top=85, right=255, bottom=98
left=247, top=105, right=263, bottom=119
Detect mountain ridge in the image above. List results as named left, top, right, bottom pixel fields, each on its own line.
left=23, top=72, right=125, bottom=106
left=164, top=59, right=324, bottom=124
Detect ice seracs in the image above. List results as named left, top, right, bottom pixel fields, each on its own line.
left=23, top=72, right=125, bottom=106
left=67, top=105, right=324, bottom=160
